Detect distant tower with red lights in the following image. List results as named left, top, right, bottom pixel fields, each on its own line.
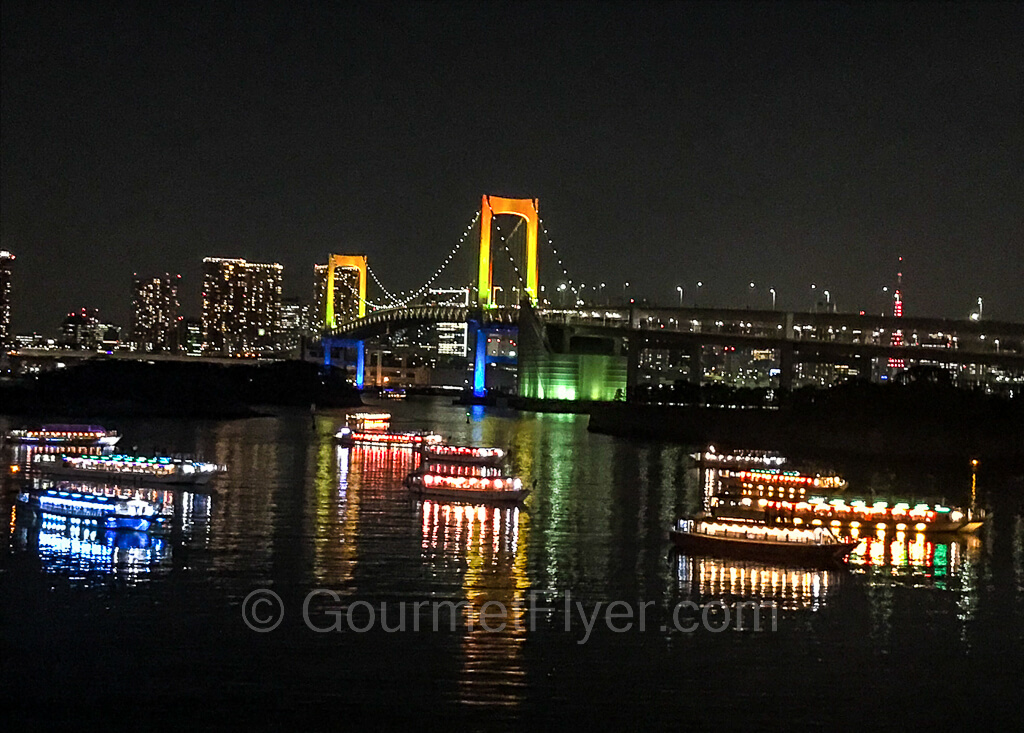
left=888, top=257, right=905, bottom=370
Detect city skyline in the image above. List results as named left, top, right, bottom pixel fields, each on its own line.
left=2, top=3, right=1022, bottom=332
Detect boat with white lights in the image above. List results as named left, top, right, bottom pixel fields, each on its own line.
left=712, top=495, right=984, bottom=534
left=18, top=488, right=169, bottom=533
left=32, top=453, right=225, bottom=485
left=670, top=517, right=858, bottom=567
left=5, top=424, right=121, bottom=447
left=404, top=470, right=529, bottom=502
left=420, top=444, right=506, bottom=467
left=691, top=445, right=786, bottom=469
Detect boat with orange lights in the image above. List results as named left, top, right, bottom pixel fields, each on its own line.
left=691, top=445, right=787, bottom=469
left=670, top=517, right=858, bottom=567
left=420, top=444, right=506, bottom=467
left=6, top=424, right=121, bottom=447
left=335, top=427, right=443, bottom=448
left=404, top=470, right=529, bottom=503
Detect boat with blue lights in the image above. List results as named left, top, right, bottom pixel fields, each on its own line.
left=5, top=424, right=121, bottom=447
left=670, top=517, right=858, bottom=567
left=18, top=488, right=169, bottom=533
left=420, top=444, right=506, bottom=467
left=31, top=453, right=225, bottom=485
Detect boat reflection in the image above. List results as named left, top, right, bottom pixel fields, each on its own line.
left=843, top=527, right=980, bottom=590
left=418, top=498, right=529, bottom=709
left=9, top=477, right=213, bottom=582
left=11, top=513, right=171, bottom=583
left=673, top=552, right=838, bottom=611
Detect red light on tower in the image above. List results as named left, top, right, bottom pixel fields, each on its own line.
left=888, top=256, right=905, bottom=370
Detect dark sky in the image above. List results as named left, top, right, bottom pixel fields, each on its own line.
left=2, top=1, right=1022, bottom=332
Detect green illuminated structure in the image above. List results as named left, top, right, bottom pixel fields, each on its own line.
left=517, top=303, right=627, bottom=402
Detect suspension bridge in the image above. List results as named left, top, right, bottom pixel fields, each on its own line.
left=318, top=194, right=1024, bottom=401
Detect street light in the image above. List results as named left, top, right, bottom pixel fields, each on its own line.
left=623, top=281, right=630, bottom=304
left=676, top=286, right=683, bottom=307
left=823, top=290, right=831, bottom=313
left=978, top=297, right=983, bottom=320
left=769, top=287, right=776, bottom=310
left=558, top=282, right=567, bottom=307
left=599, top=282, right=606, bottom=304
left=696, top=281, right=703, bottom=307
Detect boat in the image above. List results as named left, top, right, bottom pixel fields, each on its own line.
left=335, top=427, right=443, bottom=448
left=711, top=466, right=848, bottom=507
left=344, top=411, right=392, bottom=430
left=670, top=517, right=858, bottom=567
left=420, top=444, right=506, bottom=467
left=404, top=470, right=529, bottom=502
left=31, top=453, right=225, bottom=485
left=380, top=388, right=408, bottom=400
left=711, top=495, right=984, bottom=534
left=18, top=488, right=169, bottom=533
left=691, top=444, right=786, bottom=469
left=5, top=424, right=121, bottom=447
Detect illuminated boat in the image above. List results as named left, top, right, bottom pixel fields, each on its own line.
left=335, top=427, right=443, bottom=448
left=691, top=445, right=786, bottom=469
left=713, top=466, right=849, bottom=505
left=713, top=495, right=984, bottom=534
left=420, top=444, right=506, bottom=467
left=670, top=518, right=858, bottom=567
left=5, top=424, right=121, bottom=447
left=31, top=453, right=225, bottom=485
left=18, top=489, right=169, bottom=533
left=404, top=470, right=529, bottom=502
left=344, top=411, right=393, bottom=430
left=380, top=388, right=407, bottom=400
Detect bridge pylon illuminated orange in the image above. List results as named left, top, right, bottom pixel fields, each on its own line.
left=478, top=195, right=539, bottom=308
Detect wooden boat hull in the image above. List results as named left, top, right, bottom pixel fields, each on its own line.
left=669, top=529, right=857, bottom=568
left=408, top=485, right=529, bottom=503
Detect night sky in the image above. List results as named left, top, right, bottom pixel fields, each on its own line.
left=2, top=2, right=1022, bottom=332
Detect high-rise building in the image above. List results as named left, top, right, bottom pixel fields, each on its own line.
left=314, top=254, right=367, bottom=332
left=132, top=273, right=180, bottom=352
left=201, top=258, right=283, bottom=356
left=61, top=308, right=102, bottom=350
left=277, top=297, right=311, bottom=352
left=0, top=250, right=13, bottom=347
left=429, top=288, right=470, bottom=357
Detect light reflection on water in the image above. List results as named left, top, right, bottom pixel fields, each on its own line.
left=2, top=402, right=1022, bottom=725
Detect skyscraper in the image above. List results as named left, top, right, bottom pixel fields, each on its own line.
left=201, top=258, right=283, bottom=356
left=888, top=257, right=905, bottom=371
left=0, top=250, right=13, bottom=347
left=132, top=273, right=180, bottom=352
left=314, top=254, right=367, bottom=332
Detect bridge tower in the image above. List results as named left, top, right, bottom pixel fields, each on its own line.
left=477, top=195, right=540, bottom=308
left=317, top=254, right=368, bottom=389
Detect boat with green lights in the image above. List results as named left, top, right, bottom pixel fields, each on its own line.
left=31, top=453, right=226, bottom=485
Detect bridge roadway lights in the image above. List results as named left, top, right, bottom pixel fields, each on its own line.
left=322, top=337, right=366, bottom=390
left=470, top=321, right=518, bottom=398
